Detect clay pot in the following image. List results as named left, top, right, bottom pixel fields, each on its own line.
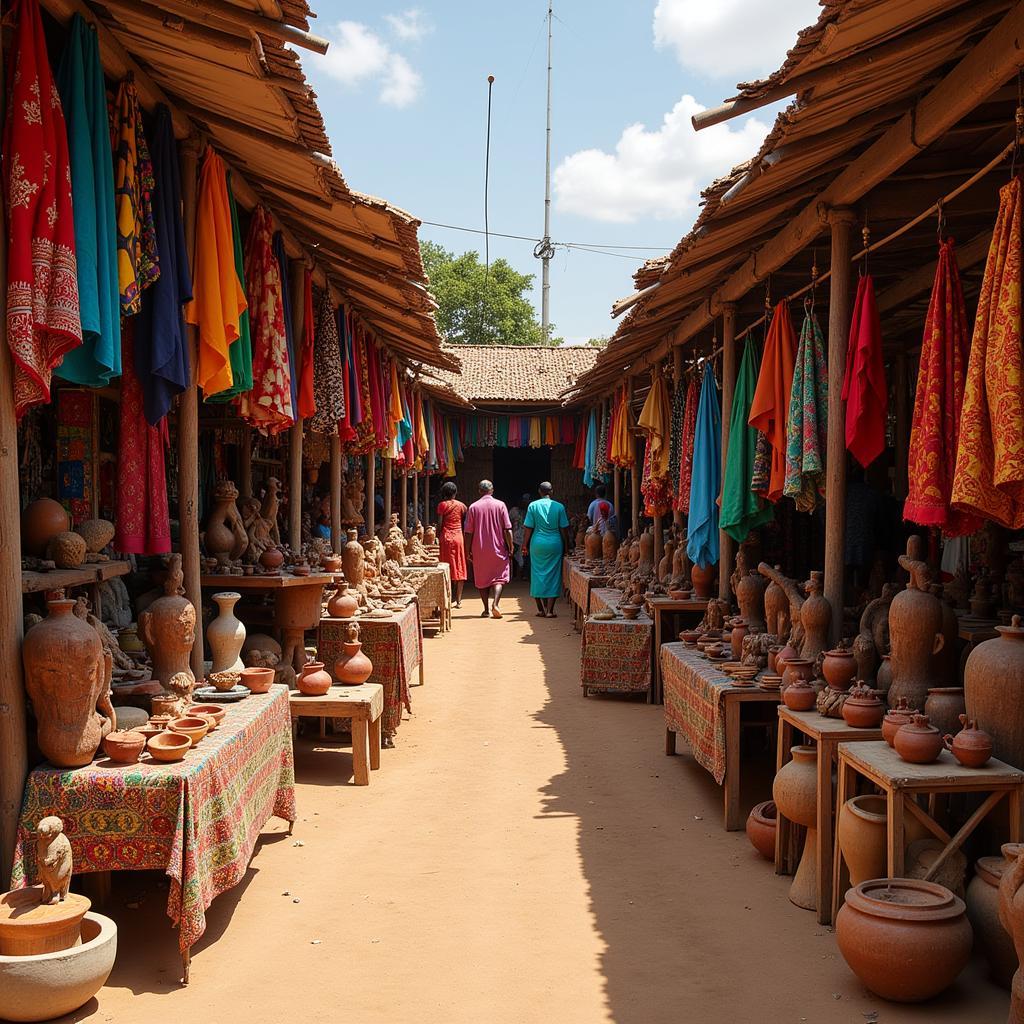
left=679, top=630, right=702, bottom=645
left=690, top=563, right=715, bottom=600
left=730, top=619, right=748, bottom=661
left=782, top=677, right=816, bottom=712
left=767, top=646, right=784, bottom=674
left=102, top=730, right=146, bottom=764
left=772, top=746, right=818, bottom=909
left=0, top=886, right=91, bottom=957
left=239, top=666, right=274, bottom=695
left=837, top=795, right=887, bottom=886
left=998, top=843, right=1024, bottom=1020
left=259, top=547, right=284, bottom=571
left=188, top=704, right=226, bottom=727
left=966, top=850, right=1016, bottom=989
left=882, top=697, right=918, bottom=747
left=147, top=732, right=191, bottom=762
left=800, top=571, right=831, bottom=663
left=584, top=530, right=602, bottom=560
left=776, top=642, right=799, bottom=672
left=894, top=714, right=944, bottom=765
left=46, top=531, right=87, bottom=569
left=875, top=653, right=893, bottom=696
left=298, top=661, right=332, bottom=696
left=822, top=649, right=857, bottom=692
left=621, top=604, right=641, bottom=620
left=889, top=572, right=945, bottom=711
left=944, top=715, right=992, bottom=768
left=327, top=586, right=359, bottom=619
left=781, top=658, right=815, bottom=692
left=168, top=716, right=209, bottom=746
left=924, top=687, right=966, bottom=738
left=746, top=800, right=777, bottom=861
left=965, top=613, right=1024, bottom=770
left=835, top=879, right=971, bottom=1001
left=207, top=592, right=246, bottom=674
left=735, top=572, right=767, bottom=632
left=21, top=497, right=70, bottom=556
left=333, top=626, right=373, bottom=686
left=602, top=529, right=618, bottom=563
left=842, top=684, right=885, bottom=729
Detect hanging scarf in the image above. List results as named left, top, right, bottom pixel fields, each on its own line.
left=638, top=371, right=671, bottom=477
left=583, top=409, right=598, bottom=487
left=748, top=300, right=797, bottom=502
left=573, top=416, right=587, bottom=469
left=134, top=105, right=191, bottom=425
left=611, top=386, right=636, bottom=468
left=952, top=177, right=1024, bottom=527
left=238, top=205, right=293, bottom=435
left=337, top=307, right=356, bottom=442
left=669, top=375, right=686, bottom=510
left=113, top=76, right=159, bottom=316
left=641, top=439, right=672, bottom=516
left=686, top=365, right=721, bottom=568
left=842, top=274, right=888, bottom=467
left=783, top=306, right=829, bottom=511
left=722, top=338, right=774, bottom=539
left=677, top=376, right=699, bottom=513
left=508, top=416, right=521, bottom=448
left=185, top=149, right=246, bottom=397
left=353, top=326, right=375, bottom=453
left=309, top=291, right=344, bottom=434
left=529, top=417, right=541, bottom=449
left=296, top=268, right=316, bottom=419
left=272, top=231, right=299, bottom=417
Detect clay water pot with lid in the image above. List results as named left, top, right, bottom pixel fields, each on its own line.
left=894, top=714, right=944, bottom=764
left=772, top=746, right=819, bottom=910
left=822, top=649, right=857, bottom=692
left=782, top=676, right=816, bottom=712
left=966, top=850, right=1016, bottom=989
left=924, top=687, right=966, bottom=738
left=835, top=878, right=972, bottom=1001
left=882, top=697, right=917, bottom=747
left=965, top=613, right=1024, bottom=769
left=837, top=795, right=888, bottom=886
left=322, top=554, right=343, bottom=573
left=944, top=715, right=992, bottom=768
left=745, top=800, right=777, bottom=861
left=690, top=563, right=715, bottom=599
left=842, top=684, right=885, bottom=729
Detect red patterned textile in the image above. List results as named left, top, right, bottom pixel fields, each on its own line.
left=842, top=274, right=888, bottom=468
left=296, top=267, right=316, bottom=419
left=676, top=376, right=699, bottom=513
left=4, top=0, right=82, bottom=418
left=114, top=320, right=170, bottom=554
left=581, top=599, right=653, bottom=695
left=905, top=240, right=979, bottom=535
left=12, top=687, right=295, bottom=954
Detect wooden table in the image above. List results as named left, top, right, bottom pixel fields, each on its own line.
left=832, top=740, right=1024, bottom=922
left=289, top=683, right=384, bottom=785
left=400, top=563, right=452, bottom=633
left=647, top=596, right=709, bottom=703
left=200, top=572, right=329, bottom=671
left=22, top=559, right=132, bottom=618
left=661, top=643, right=780, bottom=830
left=774, top=707, right=883, bottom=924
left=581, top=590, right=654, bottom=701
left=566, top=561, right=610, bottom=631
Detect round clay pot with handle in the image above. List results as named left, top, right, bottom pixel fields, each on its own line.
left=944, top=715, right=993, bottom=768
left=894, top=714, right=944, bottom=765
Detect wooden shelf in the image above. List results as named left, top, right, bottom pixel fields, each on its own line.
left=22, top=560, right=132, bottom=595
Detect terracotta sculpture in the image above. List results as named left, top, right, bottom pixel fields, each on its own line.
left=852, top=584, right=894, bottom=684
left=658, top=538, right=675, bottom=582
left=385, top=513, right=405, bottom=550
left=341, top=473, right=365, bottom=526
left=999, top=843, right=1024, bottom=1023
left=261, top=477, right=282, bottom=546
left=735, top=554, right=767, bottom=632
left=241, top=496, right=275, bottom=563
left=204, top=480, right=248, bottom=564
left=36, top=817, right=73, bottom=905
left=24, top=599, right=116, bottom=767
left=72, top=597, right=132, bottom=672
left=763, top=564, right=790, bottom=639
left=759, top=563, right=804, bottom=650
left=342, top=528, right=366, bottom=590
left=138, top=555, right=197, bottom=692
left=800, top=571, right=831, bottom=664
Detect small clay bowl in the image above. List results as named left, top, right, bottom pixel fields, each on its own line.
left=137, top=723, right=164, bottom=741
left=188, top=704, right=226, bottom=727
left=668, top=590, right=687, bottom=600
left=208, top=670, right=241, bottom=693
left=620, top=604, right=641, bottom=620
left=102, top=730, right=146, bottom=764
left=291, top=565, right=311, bottom=577
left=240, top=666, right=274, bottom=694
left=679, top=629, right=702, bottom=645
left=191, top=712, right=219, bottom=733
left=168, top=716, right=210, bottom=746
left=147, top=731, right=192, bottom=763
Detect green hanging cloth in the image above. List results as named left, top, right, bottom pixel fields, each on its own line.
left=720, top=338, right=774, bottom=542
left=205, top=171, right=253, bottom=402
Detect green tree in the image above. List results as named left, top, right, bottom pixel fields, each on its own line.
left=421, top=241, right=558, bottom=345
left=587, top=336, right=610, bottom=348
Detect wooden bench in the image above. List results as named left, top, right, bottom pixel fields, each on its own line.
left=289, top=683, right=384, bottom=785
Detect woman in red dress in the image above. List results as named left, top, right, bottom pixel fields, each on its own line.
left=437, top=481, right=468, bottom=607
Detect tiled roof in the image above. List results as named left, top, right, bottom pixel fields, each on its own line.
left=433, top=345, right=598, bottom=406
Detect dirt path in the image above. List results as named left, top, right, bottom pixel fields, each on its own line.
left=86, top=584, right=1005, bottom=1023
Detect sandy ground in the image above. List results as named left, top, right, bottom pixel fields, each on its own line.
left=66, top=583, right=1007, bottom=1024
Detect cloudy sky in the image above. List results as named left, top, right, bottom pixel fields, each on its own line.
left=303, top=0, right=818, bottom=344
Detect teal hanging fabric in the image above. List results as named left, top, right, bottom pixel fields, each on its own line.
left=686, top=365, right=722, bottom=568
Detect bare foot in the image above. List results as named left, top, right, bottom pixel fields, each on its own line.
left=491, top=607, right=503, bottom=619
left=480, top=609, right=490, bottom=617
left=535, top=611, right=548, bottom=618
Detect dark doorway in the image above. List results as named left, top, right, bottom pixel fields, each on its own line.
left=492, top=446, right=551, bottom=512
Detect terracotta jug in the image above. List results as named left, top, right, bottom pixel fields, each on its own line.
left=327, top=585, right=359, bottom=619
left=138, top=554, right=197, bottom=691
left=799, top=571, right=830, bottom=663
left=736, top=571, right=767, bottom=632
left=837, top=795, right=887, bottom=886
left=966, top=849, right=1016, bottom=989
left=945, top=715, right=993, bottom=768
left=23, top=599, right=116, bottom=767
left=691, top=563, right=715, bottom=600
left=297, top=661, right=332, bottom=696
left=772, top=745, right=818, bottom=910
left=822, top=649, right=857, bottom=692
left=924, top=687, right=966, bottom=738
left=965, top=614, right=1024, bottom=769
left=1000, top=843, right=1024, bottom=1021
left=730, top=619, right=748, bottom=661
left=585, top=529, right=602, bottom=561
left=342, top=528, right=366, bottom=588
left=333, top=621, right=373, bottom=685
left=894, top=714, right=944, bottom=765
left=207, top=592, right=246, bottom=674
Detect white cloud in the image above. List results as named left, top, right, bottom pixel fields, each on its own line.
left=308, top=20, right=422, bottom=108
left=653, top=0, right=817, bottom=80
left=553, top=94, right=768, bottom=224
left=385, top=9, right=431, bottom=43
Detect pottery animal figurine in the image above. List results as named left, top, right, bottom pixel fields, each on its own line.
left=204, top=479, right=248, bottom=563
left=888, top=536, right=945, bottom=710
left=333, top=621, right=373, bottom=685
left=772, top=746, right=819, bottom=910
left=138, top=555, right=197, bottom=692
left=836, top=879, right=971, bottom=1001
left=965, top=613, right=1024, bottom=771
left=894, top=714, right=944, bottom=765
left=882, top=697, right=918, bottom=747
left=822, top=648, right=857, bottom=692
left=841, top=684, right=885, bottom=729
left=924, top=687, right=966, bottom=739
left=837, top=795, right=887, bottom=886
left=36, top=817, right=73, bottom=905
left=24, top=599, right=116, bottom=768
left=297, top=661, right=333, bottom=696
left=967, top=849, right=1016, bottom=990
left=746, top=800, right=777, bottom=861
left=852, top=585, right=895, bottom=685
left=944, top=715, right=993, bottom=768
left=46, top=531, right=87, bottom=569
left=207, top=592, right=246, bottom=674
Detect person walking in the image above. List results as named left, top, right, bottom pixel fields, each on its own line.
left=436, top=481, right=467, bottom=607
left=522, top=481, right=570, bottom=618
left=463, top=480, right=513, bottom=618
left=509, top=492, right=531, bottom=580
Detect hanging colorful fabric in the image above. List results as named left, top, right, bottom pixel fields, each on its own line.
left=583, top=410, right=598, bottom=487
left=677, top=376, right=699, bottom=513
left=641, top=440, right=672, bottom=516
left=308, top=291, right=344, bottom=434
left=783, top=306, right=828, bottom=511
left=952, top=177, right=1024, bottom=528
left=686, top=365, right=721, bottom=568
left=668, top=375, right=686, bottom=509
left=842, top=274, right=888, bottom=467
left=722, top=338, right=774, bottom=539
left=906, top=240, right=979, bottom=535
left=272, top=231, right=299, bottom=417
left=748, top=300, right=797, bottom=502
left=296, top=268, right=316, bottom=419
left=638, top=371, right=671, bottom=477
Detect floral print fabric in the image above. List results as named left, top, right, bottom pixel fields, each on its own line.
left=783, top=307, right=828, bottom=512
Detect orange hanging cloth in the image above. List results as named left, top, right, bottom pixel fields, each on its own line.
left=952, top=176, right=1024, bottom=528
left=748, top=300, right=797, bottom=503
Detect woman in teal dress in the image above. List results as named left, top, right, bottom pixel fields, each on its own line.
left=522, top=481, right=570, bottom=618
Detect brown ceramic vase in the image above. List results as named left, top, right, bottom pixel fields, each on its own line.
left=585, top=530, right=602, bottom=560
left=837, top=795, right=887, bottom=886
left=736, top=572, right=767, bottom=632
left=772, top=746, right=818, bottom=910
left=690, top=563, right=715, bottom=600
left=924, top=687, right=966, bottom=739
left=822, top=649, right=857, bottom=692
left=800, top=571, right=831, bottom=663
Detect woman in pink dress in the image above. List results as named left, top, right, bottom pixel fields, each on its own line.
left=436, top=481, right=467, bottom=607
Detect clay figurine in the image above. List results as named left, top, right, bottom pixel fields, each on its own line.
left=36, top=817, right=73, bottom=905
left=261, top=477, right=282, bottom=546
left=204, top=480, right=249, bottom=564
left=138, top=554, right=197, bottom=692
left=341, top=472, right=365, bottom=526
left=759, top=563, right=804, bottom=651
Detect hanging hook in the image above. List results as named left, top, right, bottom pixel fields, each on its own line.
left=936, top=199, right=947, bottom=244
left=861, top=218, right=871, bottom=277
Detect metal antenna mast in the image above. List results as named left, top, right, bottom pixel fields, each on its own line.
left=535, top=2, right=555, bottom=339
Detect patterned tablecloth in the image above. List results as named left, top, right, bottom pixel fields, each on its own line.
left=318, top=602, right=422, bottom=738
left=401, top=563, right=451, bottom=624
left=568, top=561, right=609, bottom=616
left=581, top=590, right=653, bottom=694
left=12, top=686, right=296, bottom=954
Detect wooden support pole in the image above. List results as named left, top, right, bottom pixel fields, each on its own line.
left=238, top=426, right=252, bottom=499
left=329, top=437, right=342, bottom=553
left=824, top=208, right=857, bottom=644
left=719, top=303, right=738, bottom=602
left=424, top=473, right=430, bottom=528
left=894, top=352, right=909, bottom=500
left=287, top=262, right=305, bottom=553
left=178, top=137, right=204, bottom=682
left=383, top=457, right=393, bottom=527
left=367, top=454, right=377, bottom=538
left=400, top=473, right=408, bottom=532
left=0, top=37, right=27, bottom=887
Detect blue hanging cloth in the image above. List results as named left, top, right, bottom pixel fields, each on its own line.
left=582, top=409, right=598, bottom=488
left=686, top=364, right=722, bottom=568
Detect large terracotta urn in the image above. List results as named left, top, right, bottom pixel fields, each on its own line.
left=836, top=879, right=972, bottom=1002
left=1000, top=842, right=1024, bottom=1021
left=837, top=795, right=887, bottom=886
left=965, top=615, right=1024, bottom=769
left=691, top=563, right=715, bottom=600
left=206, top=592, right=246, bottom=674
left=584, top=529, right=602, bottom=561
left=966, top=849, right=1016, bottom=989
left=602, top=529, right=618, bottom=563
left=772, top=745, right=818, bottom=910
left=21, top=497, right=70, bottom=557
left=24, top=599, right=116, bottom=767
left=735, top=571, right=767, bottom=632
left=799, top=571, right=830, bottom=663
left=333, top=621, right=373, bottom=685
left=138, top=554, right=197, bottom=691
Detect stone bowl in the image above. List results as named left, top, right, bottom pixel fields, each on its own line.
left=188, top=704, right=226, bottom=727
left=168, top=716, right=209, bottom=746
left=0, top=911, right=116, bottom=1022
left=239, top=666, right=274, bottom=694
left=101, top=730, right=146, bottom=765
left=147, top=732, right=191, bottom=762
